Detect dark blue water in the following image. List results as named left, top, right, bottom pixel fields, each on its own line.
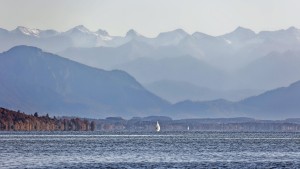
left=1, top=131, right=300, bottom=168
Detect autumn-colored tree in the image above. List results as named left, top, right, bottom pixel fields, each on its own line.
left=0, top=108, right=95, bottom=131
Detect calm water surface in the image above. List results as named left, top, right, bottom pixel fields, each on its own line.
left=1, top=131, right=300, bottom=168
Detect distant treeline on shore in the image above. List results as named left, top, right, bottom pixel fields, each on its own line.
left=0, top=107, right=96, bottom=131
left=95, top=116, right=300, bottom=132
left=2, top=107, right=300, bottom=132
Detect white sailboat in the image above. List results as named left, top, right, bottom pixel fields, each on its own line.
left=187, top=126, right=190, bottom=131
left=156, top=121, right=160, bottom=132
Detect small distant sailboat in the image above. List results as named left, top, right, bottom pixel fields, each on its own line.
left=187, top=126, right=190, bottom=131
left=156, top=121, right=160, bottom=132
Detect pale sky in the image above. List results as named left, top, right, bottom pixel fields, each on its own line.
left=0, top=0, right=299, bottom=37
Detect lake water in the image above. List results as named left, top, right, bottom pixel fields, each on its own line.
left=1, top=131, right=300, bottom=168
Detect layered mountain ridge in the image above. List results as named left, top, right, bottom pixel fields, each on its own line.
left=0, top=46, right=300, bottom=119
left=1, top=26, right=300, bottom=104
left=0, top=46, right=169, bottom=118
left=172, top=80, right=300, bottom=119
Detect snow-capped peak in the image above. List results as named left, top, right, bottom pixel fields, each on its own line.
left=95, top=29, right=112, bottom=41
left=14, top=26, right=41, bottom=37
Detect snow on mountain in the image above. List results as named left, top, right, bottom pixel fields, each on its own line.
left=10, top=26, right=60, bottom=38
left=62, top=25, right=115, bottom=47
left=2, top=25, right=300, bottom=55
left=94, top=28, right=116, bottom=46
left=1, top=26, right=300, bottom=112
left=1, top=25, right=299, bottom=47
left=12, top=26, right=42, bottom=37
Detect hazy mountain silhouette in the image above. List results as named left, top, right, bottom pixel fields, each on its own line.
left=1, top=46, right=300, bottom=119
left=0, top=46, right=170, bottom=118
left=170, top=80, right=300, bottom=119
left=146, top=80, right=263, bottom=103
left=239, top=80, right=300, bottom=119
left=2, top=26, right=300, bottom=103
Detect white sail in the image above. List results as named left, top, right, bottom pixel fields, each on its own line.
left=156, top=121, right=160, bottom=132
left=187, top=126, right=189, bottom=131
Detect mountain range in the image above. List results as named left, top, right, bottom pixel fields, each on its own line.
left=2, top=25, right=299, bottom=70
left=56, top=26, right=300, bottom=102
left=1, top=25, right=300, bottom=111
left=0, top=46, right=300, bottom=119
left=0, top=46, right=169, bottom=118
left=171, top=79, right=300, bottom=119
